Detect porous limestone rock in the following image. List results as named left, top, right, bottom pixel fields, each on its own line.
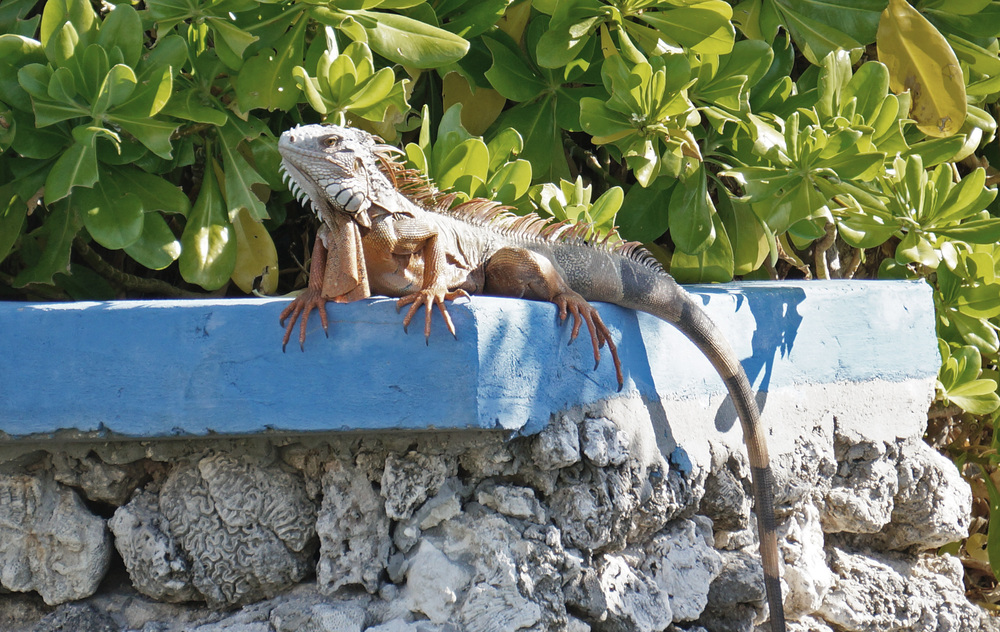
left=581, top=416, right=630, bottom=467
left=531, top=412, right=581, bottom=470
left=381, top=451, right=454, bottom=521
left=392, top=478, right=464, bottom=554
left=316, top=461, right=391, bottom=593
left=401, top=508, right=567, bottom=632
left=818, top=545, right=986, bottom=632
left=634, top=517, right=722, bottom=622
left=111, top=452, right=316, bottom=607
left=777, top=504, right=835, bottom=618
left=593, top=554, right=673, bottom=632
left=475, top=481, right=546, bottom=523
left=0, top=471, right=110, bottom=605
left=698, top=548, right=766, bottom=632
left=50, top=451, right=147, bottom=505
left=30, top=602, right=117, bottom=632
left=822, top=440, right=899, bottom=534
left=865, top=440, right=972, bottom=551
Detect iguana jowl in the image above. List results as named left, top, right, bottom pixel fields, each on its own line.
left=277, top=124, right=786, bottom=632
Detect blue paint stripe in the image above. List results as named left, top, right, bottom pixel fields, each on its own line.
left=0, top=281, right=938, bottom=439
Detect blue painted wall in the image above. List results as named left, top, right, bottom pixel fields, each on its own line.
left=0, top=281, right=938, bottom=439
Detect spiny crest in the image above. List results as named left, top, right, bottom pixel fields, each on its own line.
left=371, top=143, right=665, bottom=274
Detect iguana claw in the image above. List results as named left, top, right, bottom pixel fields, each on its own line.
left=553, top=292, right=623, bottom=391
left=280, top=288, right=329, bottom=352
left=397, top=288, right=470, bottom=342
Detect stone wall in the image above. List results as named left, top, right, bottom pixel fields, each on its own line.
left=0, top=389, right=991, bottom=632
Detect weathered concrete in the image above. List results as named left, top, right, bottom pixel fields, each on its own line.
left=0, top=282, right=937, bottom=439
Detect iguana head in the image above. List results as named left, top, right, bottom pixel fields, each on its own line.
left=278, top=124, right=399, bottom=230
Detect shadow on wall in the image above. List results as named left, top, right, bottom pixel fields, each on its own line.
left=711, top=285, right=807, bottom=435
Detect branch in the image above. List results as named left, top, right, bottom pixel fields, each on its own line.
left=73, top=237, right=210, bottom=299
left=813, top=221, right=836, bottom=280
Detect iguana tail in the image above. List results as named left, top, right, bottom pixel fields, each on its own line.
left=656, top=286, right=785, bottom=632
left=560, top=250, right=786, bottom=631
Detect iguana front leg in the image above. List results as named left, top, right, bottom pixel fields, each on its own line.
left=484, top=246, right=623, bottom=389
left=280, top=216, right=370, bottom=350
left=366, top=217, right=468, bottom=341
left=280, top=231, right=330, bottom=351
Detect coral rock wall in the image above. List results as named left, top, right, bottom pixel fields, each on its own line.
left=0, top=390, right=991, bottom=632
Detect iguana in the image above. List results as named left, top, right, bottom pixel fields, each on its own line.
left=277, top=124, right=786, bottom=632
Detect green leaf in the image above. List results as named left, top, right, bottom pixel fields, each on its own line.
left=346, top=9, right=470, bottom=69
left=93, top=64, right=137, bottom=114
left=976, top=465, right=1000, bottom=575
left=0, top=187, right=27, bottom=263
left=12, top=201, right=79, bottom=287
left=669, top=211, right=734, bottom=283
left=437, top=138, right=489, bottom=193
left=589, top=186, right=623, bottom=228
left=493, top=96, right=569, bottom=183
left=218, top=119, right=269, bottom=221
left=44, top=130, right=99, bottom=203
left=618, top=177, right=676, bottom=243
left=486, top=127, right=524, bottom=172
left=896, top=230, right=940, bottom=267
left=669, top=164, right=716, bottom=254
left=105, top=113, right=177, bottom=159
left=97, top=3, right=142, bottom=68
left=947, top=379, right=1000, bottom=414
left=484, top=35, right=546, bottom=102
left=207, top=16, right=259, bottom=62
left=579, top=97, right=632, bottom=142
left=842, top=61, right=890, bottom=123
left=487, top=159, right=532, bottom=204
left=774, top=0, right=866, bottom=65
left=113, top=167, right=191, bottom=217
left=179, top=159, right=237, bottom=290
left=161, top=89, right=228, bottom=126
left=234, top=16, right=305, bottom=112
left=638, top=1, right=736, bottom=55
left=72, top=179, right=144, bottom=250
left=718, top=194, right=769, bottom=275
left=40, top=0, right=95, bottom=49
left=124, top=211, right=181, bottom=270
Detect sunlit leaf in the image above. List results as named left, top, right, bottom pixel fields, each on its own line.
left=230, top=206, right=278, bottom=294
left=877, top=0, right=966, bottom=137
left=124, top=211, right=181, bottom=270
left=179, top=159, right=236, bottom=290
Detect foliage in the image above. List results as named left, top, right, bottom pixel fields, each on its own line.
left=4, top=0, right=1000, bottom=598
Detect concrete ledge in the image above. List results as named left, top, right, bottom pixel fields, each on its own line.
left=0, top=280, right=938, bottom=440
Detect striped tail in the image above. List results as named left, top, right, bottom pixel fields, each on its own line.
left=671, top=295, right=786, bottom=632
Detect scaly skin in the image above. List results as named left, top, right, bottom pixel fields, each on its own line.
left=277, top=124, right=786, bottom=631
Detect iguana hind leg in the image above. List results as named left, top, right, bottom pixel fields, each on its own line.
left=484, top=247, right=623, bottom=389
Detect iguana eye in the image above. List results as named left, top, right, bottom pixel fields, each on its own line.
left=322, top=135, right=340, bottom=147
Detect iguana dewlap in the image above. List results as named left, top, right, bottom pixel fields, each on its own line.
left=277, top=124, right=786, bottom=632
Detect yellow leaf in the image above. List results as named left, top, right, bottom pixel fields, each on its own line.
left=967, top=532, right=990, bottom=565
left=230, top=206, right=278, bottom=294
left=877, top=0, right=966, bottom=138
left=441, top=72, right=506, bottom=136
